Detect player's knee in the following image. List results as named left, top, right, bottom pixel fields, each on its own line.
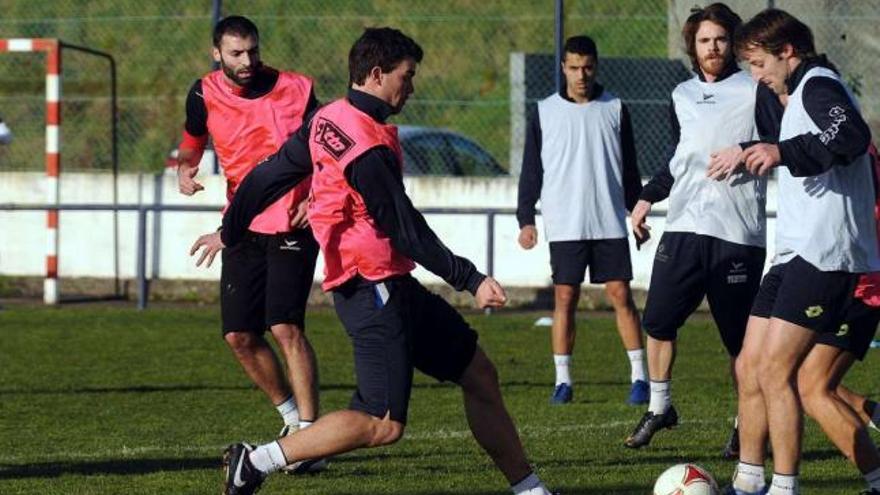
left=368, top=417, right=405, bottom=447
left=755, top=359, right=793, bottom=393
left=554, top=286, right=579, bottom=310
left=734, top=352, right=758, bottom=392
left=796, top=369, right=829, bottom=416
left=270, top=322, right=306, bottom=346
left=605, top=282, right=633, bottom=309
left=224, top=332, right=260, bottom=354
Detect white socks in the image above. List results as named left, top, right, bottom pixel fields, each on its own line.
left=767, top=473, right=798, bottom=494
left=733, top=462, right=766, bottom=493
left=299, top=420, right=314, bottom=430
left=554, top=350, right=646, bottom=386
left=511, top=473, right=552, bottom=495
left=249, top=441, right=288, bottom=474
left=553, top=354, right=571, bottom=386
left=627, top=348, right=647, bottom=383
left=648, top=380, right=671, bottom=415
left=275, top=396, right=299, bottom=427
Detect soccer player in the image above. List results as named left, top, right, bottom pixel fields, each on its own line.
left=726, top=150, right=880, bottom=495
left=791, top=147, right=880, bottom=495
left=624, top=3, right=770, bottom=452
left=723, top=9, right=878, bottom=495
left=214, top=27, right=555, bottom=495
left=516, top=35, right=647, bottom=406
left=180, top=16, right=324, bottom=472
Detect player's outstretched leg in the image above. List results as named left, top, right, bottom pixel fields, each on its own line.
left=459, top=346, right=555, bottom=494
left=222, top=409, right=404, bottom=494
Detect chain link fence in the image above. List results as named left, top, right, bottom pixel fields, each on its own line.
left=0, top=1, right=876, bottom=177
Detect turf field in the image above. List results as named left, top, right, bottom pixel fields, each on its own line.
left=0, top=303, right=875, bottom=494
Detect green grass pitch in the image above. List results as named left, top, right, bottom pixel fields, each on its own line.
left=0, top=303, right=875, bottom=494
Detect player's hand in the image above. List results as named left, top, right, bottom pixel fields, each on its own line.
left=742, top=143, right=781, bottom=176
left=707, top=145, right=744, bottom=181
left=518, top=225, right=538, bottom=250
left=289, top=198, right=309, bottom=229
left=631, top=199, right=652, bottom=246
left=177, top=159, right=204, bottom=196
left=190, top=231, right=224, bottom=268
left=475, top=277, right=507, bottom=309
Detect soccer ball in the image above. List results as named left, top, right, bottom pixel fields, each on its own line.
left=653, top=463, right=720, bottom=495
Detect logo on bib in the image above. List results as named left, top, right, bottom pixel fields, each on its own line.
left=697, top=92, right=716, bottom=104
left=315, top=118, right=355, bottom=160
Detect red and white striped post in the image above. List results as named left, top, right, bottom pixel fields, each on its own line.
left=0, top=39, right=61, bottom=304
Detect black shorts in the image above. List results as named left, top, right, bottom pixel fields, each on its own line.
left=549, top=238, right=633, bottom=285
left=332, top=275, right=479, bottom=424
left=750, top=256, right=861, bottom=334
left=220, top=229, right=319, bottom=334
left=642, top=232, right=765, bottom=356
left=814, top=298, right=880, bottom=361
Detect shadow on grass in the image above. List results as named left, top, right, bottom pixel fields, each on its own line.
left=0, top=457, right=217, bottom=479
left=0, top=379, right=632, bottom=397
left=589, top=447, right=844, bottom=467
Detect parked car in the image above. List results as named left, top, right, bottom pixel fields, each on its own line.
left=166, top=125, right=507, bottom=177
left=398, top=125, right=507, bottom=176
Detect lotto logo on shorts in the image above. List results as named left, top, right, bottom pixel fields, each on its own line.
left=314, top=118, right=355, bottom=160
left=805, top=305, right=824, bottom=318
left=836, top=323, right=850, bottom=337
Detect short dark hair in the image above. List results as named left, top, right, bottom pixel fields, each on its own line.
left=213, top=15, right=259, bottom=48
left=348, top=27, right=423, bottom=85
left=735, top=8, right=816, bottom=59
left=682, top=3, right=741, bottom=69
left=563, top=35, right=598, bottom=60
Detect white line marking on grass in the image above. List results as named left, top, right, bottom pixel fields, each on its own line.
left=0, top=418, right=728, bottom=464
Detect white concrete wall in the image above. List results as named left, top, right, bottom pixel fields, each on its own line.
left=0, top=171, right=778, bottom=290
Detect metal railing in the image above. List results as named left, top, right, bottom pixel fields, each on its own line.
left=0, top=203, right=536, bottom=310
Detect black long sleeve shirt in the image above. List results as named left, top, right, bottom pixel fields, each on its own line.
left=775, top=56, right=872, bottom=177
left=516, top=84, right=642, bottom=228
left=221, top=88, right=486, bottom=294
left=735, top=56, right=870, bottom=178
